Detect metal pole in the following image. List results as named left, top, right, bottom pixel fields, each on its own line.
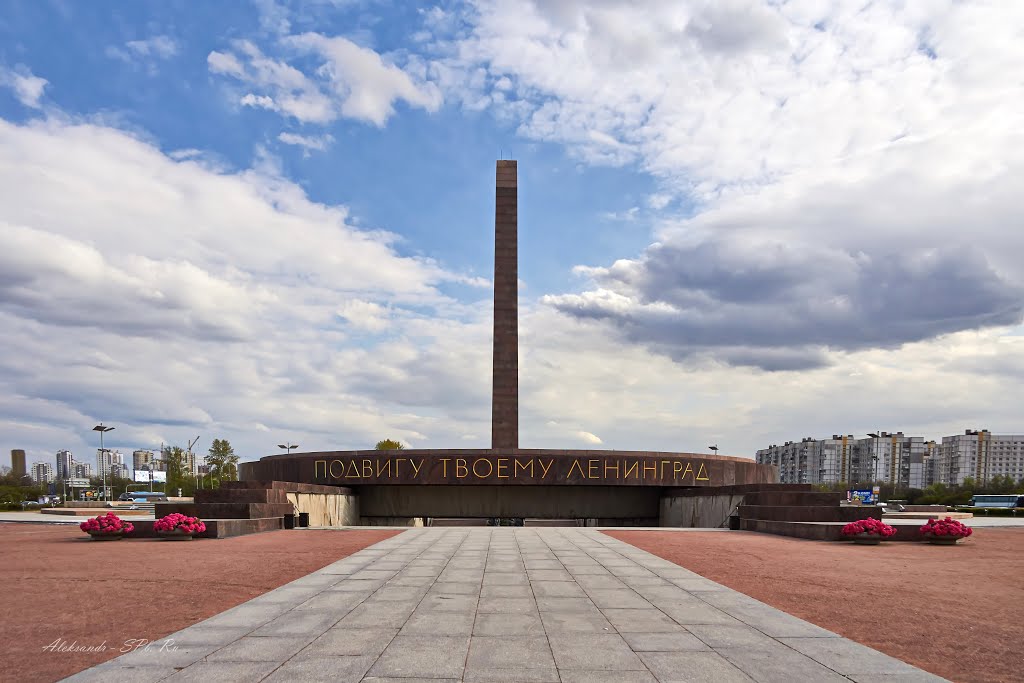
left=100, top=432, right=105, bottom=501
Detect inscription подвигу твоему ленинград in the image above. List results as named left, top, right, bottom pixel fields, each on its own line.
left=311, top=454, right=712, bottom=486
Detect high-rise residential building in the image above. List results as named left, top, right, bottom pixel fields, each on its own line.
left=852, top=432, right=925, bottom=488
left=73, top=462, right=92, bottom=479
left=95, top=449, right=124, bottom=477
left=935, top=430, right=1024, bottom=486
left=11, top=449, right=27, bottom=479
left=758, top=430, right=1024, bottom=487
left=96, top=449, right=113, bottom=477
left=55, top=450, right=74, bottom=480
left=32, top=462, right=54, bottom=484
left=110, top=461, right=130, bottom=480
left=757, top=432, right=925, bottom=487
left=133, top=450, right=154, bottom=472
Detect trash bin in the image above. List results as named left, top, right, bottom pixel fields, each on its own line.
left=283, top=513, right=295, bottom=530
left=298, top=512, right=310, bottom=528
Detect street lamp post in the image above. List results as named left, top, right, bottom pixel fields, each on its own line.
left=708, top=445, right=719, bottom=456
left=278, top=443, right=299, bottom=455
left=92, top=424, right=114, bottom=501
left=188, top=435, right=201, bottom=492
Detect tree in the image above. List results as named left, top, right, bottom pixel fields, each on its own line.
left=375, top=439, right=405, bottom=450
left=206, top=439, right=239, bottom=485
left=163, top=446, right=193, bottom=496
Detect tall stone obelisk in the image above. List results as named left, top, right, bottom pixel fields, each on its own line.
left=492, top=160, right=519, bottom=449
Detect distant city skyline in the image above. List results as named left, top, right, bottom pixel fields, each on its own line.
left=1, top=1, right=1022, bottom=468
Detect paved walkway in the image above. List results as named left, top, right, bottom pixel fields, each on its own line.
left=64, top=528, right=947, bottom=683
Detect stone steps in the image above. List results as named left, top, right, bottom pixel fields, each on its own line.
left=737, top=504, right=881, bottom=523
left=732, top=486, right=883, bottom=541
left=156, top=501, right=294, bottom=520
left=739, top=519, right=929, bottom=542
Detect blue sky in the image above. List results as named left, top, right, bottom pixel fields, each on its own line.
left=1, top=0, right=1022, bottom=469
left=0, top=1, right=660, bottom=295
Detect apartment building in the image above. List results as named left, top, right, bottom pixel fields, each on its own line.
left=758, top=429, right=1024, bottom=487
left=31, top=462, right=54, bottom=484
left=937, top=430, right=1024, bottom=485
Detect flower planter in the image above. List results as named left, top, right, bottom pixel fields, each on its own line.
left=923, top=533, right=962, bottom=545
left=850, top=533, right=882, bottom=545
left=919, top=518, right=972, bottom=545
left=841, top=518, right=896, bottom=543
left=153, top=513, right=206, bottom=540
left=80, top=512, right=134, bottom=539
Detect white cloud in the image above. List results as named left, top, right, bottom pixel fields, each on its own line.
left=600, top=206, right=639, bottom=222
left=0, top=114, right=497, bottom=467
left=207, top=51, right=245, bottom=78
left=106, top=35, right=179, bottom=70
left=430, top=0, right=1024, bottom=370
left=125, top=35, right=179, bottom=59
left=208, top=35, right=441, bottom=127
left=277, top=131, right=334, bottom=153
left=209, top=41, right=336, bottom=123
left=576, top=430, right=603, bottom=444
left=337, top=299, right=390, bottom=332
left=0, top=65, right=48, bottom=108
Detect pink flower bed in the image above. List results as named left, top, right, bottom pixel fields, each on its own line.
left=920, top=517, right=973, bottom=539
left=841, top=517, right=896, bottom=537
left=79, top=512, right=134, bottom=535
left=153, top=513, right=207, bottom=535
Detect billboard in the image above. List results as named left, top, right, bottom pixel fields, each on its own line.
left=847, top=489, right=875, bottom=504
left=134, top=470, right=167, bottom=483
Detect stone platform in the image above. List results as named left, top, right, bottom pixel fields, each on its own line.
left=127, top=517, right=283, bottom=539
left=64, top=528, right=946, bottom=682
left=40, top=508, right=151, bottom=516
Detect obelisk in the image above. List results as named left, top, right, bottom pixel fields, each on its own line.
left=492, top=160, right=518, bottom=449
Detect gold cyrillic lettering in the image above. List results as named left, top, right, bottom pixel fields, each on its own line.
left=604, top=459, right=620, bottom=479
left=539, top=458, right=554, bottom=479
left=473, top=458, right=494, bottom=478
left=497, top=458, right=510, bottom=479
left=514, top=458, right=534, bottom=477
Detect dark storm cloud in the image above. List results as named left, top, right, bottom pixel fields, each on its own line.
left=547, top=239, right=1023, bottom=371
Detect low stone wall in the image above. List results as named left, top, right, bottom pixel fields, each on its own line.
left=659, top=484, right=813, bottom=528
left=659, top=493, right=745, bottom=528
left=125, top=518, right=282, bottom=539
left=287, top=491, right=359, bottom=527
left=361, top=517, right=425, bottom=527
left=357, top=485, right=661, bottom=520
left=43, top=508, right=150, bottom=517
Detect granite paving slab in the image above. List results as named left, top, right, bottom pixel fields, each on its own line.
left=61, top=528, right=950, bottom=682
